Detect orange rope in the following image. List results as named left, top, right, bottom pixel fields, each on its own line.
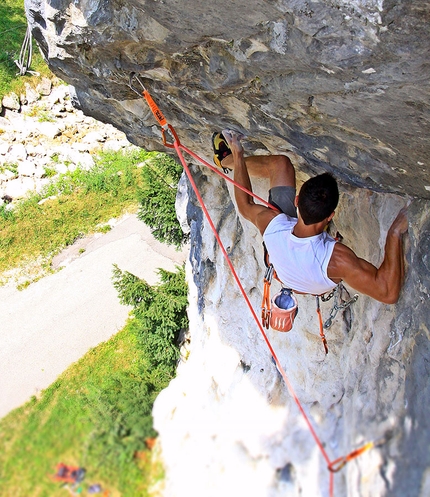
left=316, top=296, right=329, bottom=354
left=134, top=79, right=380, bottom=496
left=329, top=442, right=374, bottom=472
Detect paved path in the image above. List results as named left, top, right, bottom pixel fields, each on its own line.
left=0, top=214, right=188, bottom=418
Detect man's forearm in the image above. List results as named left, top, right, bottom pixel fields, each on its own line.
left=376, top=207, right=408, bottom=303
left=378, top=228, right=405, bottom=303
left=233, top=150, right=255, bottom=219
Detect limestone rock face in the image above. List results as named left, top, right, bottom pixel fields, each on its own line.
left=157, top=172, right=430, bottom=497
left=25, top=0, right=429, bottom=199
left=24, top=1, right=430, bottom=496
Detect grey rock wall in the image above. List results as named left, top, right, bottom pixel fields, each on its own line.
left=23, top=1, right=430, bottom=496
left=25, top=0, right=430, bottom=199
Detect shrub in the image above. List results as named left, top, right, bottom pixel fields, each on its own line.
left=138, top=154, right=188, bottom=248
left=112, top=264, right=188, bottom=386
left=74, top=264, right=190, bottom=475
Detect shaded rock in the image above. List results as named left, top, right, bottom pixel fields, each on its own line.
left=17, top=160, right=37, bottom=177
left=37, top=121, right=64, bottom=139
left=4, top=177, right=34, bottom=198
left=0, top=141, right=11, bottom=156
left=25, top=0, right=430, bottom=200
left=7, top=144, right=27, bottom=162
left=103, top=139, right=130, bottom=152
left=82, top=131, right=106, bottom=144
left=0, top=170, right=16, bottom=182
left=25, top=83, right=40, bottom=105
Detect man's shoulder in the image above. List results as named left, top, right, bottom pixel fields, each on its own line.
left=264, top=212, right=297, bottom=232
left=328, top=242, right=360, bottom=280
left=330, top=242, right=357, bottom=262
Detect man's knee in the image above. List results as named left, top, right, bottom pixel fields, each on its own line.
left=272, top=154, right=294, bottom=170
left=268, top=155, right=296, bottom=187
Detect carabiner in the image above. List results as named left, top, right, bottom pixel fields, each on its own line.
left=128, top=72, right=147, bottom=97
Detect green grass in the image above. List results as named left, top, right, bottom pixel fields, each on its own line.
left=0, top=143, right=188, bottom=495
left=0, top=148, right=156, bottom=278
left=0, top=0, right=53, bottom=100
left=0, top=321, right=164, bottom=497
left=0, top=265, right=188, bottom=497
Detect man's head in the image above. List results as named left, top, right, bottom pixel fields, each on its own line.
left=297, top=173, right=339, bottom=225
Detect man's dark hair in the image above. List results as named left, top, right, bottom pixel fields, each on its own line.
left=297, top=173, right=339, bottom=225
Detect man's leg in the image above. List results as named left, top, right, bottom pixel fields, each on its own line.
left=221, top=148, right=296, bottom=190
left=220, top=132, right=297, bottom=218
left=221, top=130, right=297, bottom=219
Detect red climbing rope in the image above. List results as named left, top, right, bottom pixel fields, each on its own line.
left=129, top=74, right=376, bottom=496
left=316, top=296, right=329, bottom=354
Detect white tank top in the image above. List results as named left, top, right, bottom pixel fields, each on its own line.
left=263, top=214, right=337, bottom=295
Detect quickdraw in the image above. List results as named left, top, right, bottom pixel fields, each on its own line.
left=316, top=284, right=359, bottom=354
left=129, top=73, right=179, bottom=149
left=323, top=284, right=359, bottom=330
left=316, top=296, right=329, bottom=354
left=328, top=441, right=374, bottom=472
left=261, top=265, right=275, bottom=329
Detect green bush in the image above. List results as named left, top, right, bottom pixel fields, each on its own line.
left=138, top=154, right=188, bottom=248
left=84, top=370, right=157, bottom=482
left=112, top=263, right=188, bottom=386
left=77, top=264, right=189, bottom=483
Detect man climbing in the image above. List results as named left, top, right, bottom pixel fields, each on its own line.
left=212, top=129, right=408, bottom=304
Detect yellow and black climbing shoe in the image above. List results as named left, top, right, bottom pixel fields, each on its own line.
left=212, top=132, right=232, bottom=174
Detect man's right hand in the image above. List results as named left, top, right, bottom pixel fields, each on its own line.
left=389, top=206, right=408, bottom=237
left=222, top=129, right=245, bottom=154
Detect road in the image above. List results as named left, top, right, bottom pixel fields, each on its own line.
left=0, top=214, right=188, bottom=418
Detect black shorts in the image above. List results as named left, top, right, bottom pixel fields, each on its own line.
left=268, top=186, right=297, bottom=218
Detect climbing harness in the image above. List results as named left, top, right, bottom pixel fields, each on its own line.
left=262, top=241, right=357, bottom=353
left=15, top=25, right=40, bottom=77
left=128, top=72, right=379, bottom=496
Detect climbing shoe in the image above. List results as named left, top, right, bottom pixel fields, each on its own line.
left=212, top=132, right=232, bottom=174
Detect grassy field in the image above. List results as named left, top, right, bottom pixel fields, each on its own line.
left=0, top=322, right=164, bottom=497
left=0, top=0, right=53, bottom=100
left=0, top=148, right=155, bottom=284
left=0, top=262, right=188, bottom=497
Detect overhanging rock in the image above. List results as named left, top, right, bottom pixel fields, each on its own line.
left=25, top=0, right=430, bottom=199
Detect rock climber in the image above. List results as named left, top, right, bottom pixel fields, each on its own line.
left=212, top=129, right=408, bottom=304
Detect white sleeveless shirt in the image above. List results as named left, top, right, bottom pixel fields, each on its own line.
left=263, top=214, right=337, bottom=295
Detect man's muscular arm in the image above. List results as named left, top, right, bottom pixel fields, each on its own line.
left=223, top=129, right=278, bottom=235
left=328, top=207, right=408, bottom=304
